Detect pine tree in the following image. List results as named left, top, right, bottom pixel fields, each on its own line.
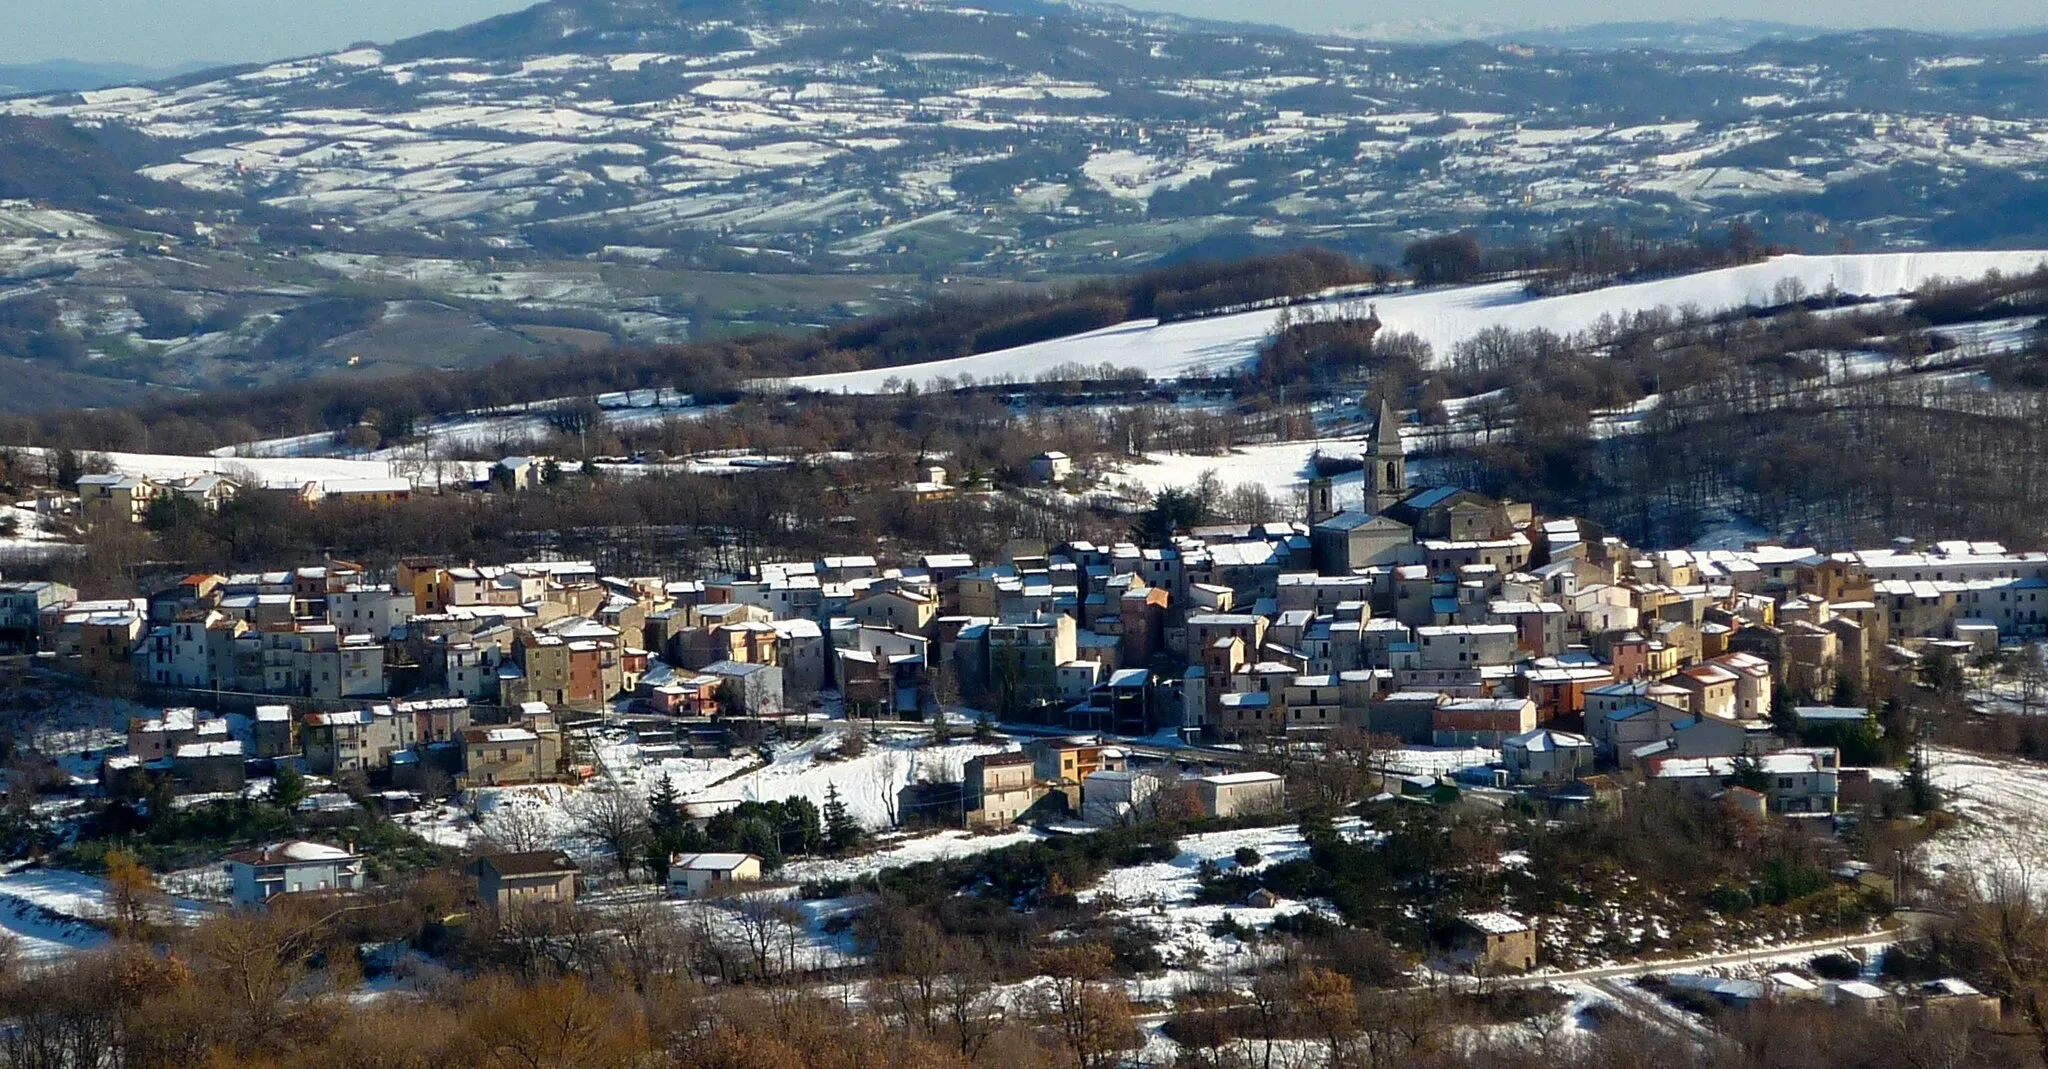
left=823, top=783, right=862, bottom=853
left=974, top=709, right=997, bottom=743
left=1905, top=743, right=1939, bottom=815
left=648, top=773, right=682, bottom=838
left=269, top=763, right=308, bottom=810
left=1769, top=688, right=1798, bottom=737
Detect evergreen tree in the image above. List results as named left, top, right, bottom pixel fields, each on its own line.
left=1905, top=743, right=1939, bottom=815
left=974, top=709, right=997, bottom=743
left=1831, top=673, right=1862, bottom=711
left=735, top=816, right=782, bottom=868
left=777, top=797, right=825, bottom=857
left=1725, top=754, right=1772, bottom=793
left=1769, top=688, right=1798, bottom=737
left=823, top=783, right=862, bottom=852
left=269, top=764, right=308, bottom=811
left=648, top=772, right=683, bottom=839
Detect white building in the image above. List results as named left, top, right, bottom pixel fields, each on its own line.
left=328, top=585, right=416, bottom=639
left=1194, top=771, right=1285, bottom=818
left=225, top=840, right=365, bottom=906
left=667, top=852, right=764, bottom=897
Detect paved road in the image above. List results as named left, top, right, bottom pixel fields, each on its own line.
left=1129, top=927, right=1908, bottom=1027
left=1492, top=927, right=1903, bottom=988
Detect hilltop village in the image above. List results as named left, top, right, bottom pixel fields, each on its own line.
left=3, top=403, right=2008, bottom=837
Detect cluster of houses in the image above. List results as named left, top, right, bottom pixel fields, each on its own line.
left=71, top=471, right=420, bottom=526
left=64, top=455, right=583, bottom=530
left=106, top=694, right=579, bottom=799
left=224, top=837, right=757, bottom=911
left=908, top=735, right=1286, bottom=829
left=9, top=404, right=2045, bottom=828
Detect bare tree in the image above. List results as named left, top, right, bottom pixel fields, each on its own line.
left=710, top=894, right=808, bottom=984
left=871, top=749, right=909, bottom=828
left=1031, top=943, right=1139, bottom=1069
left=482, top=798, right=556, bottom=854
left=600, top=900, right=698, bottom=994
left=566, top=787, right=649, bottom=879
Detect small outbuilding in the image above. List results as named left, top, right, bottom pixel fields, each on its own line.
left=668, top=852, right=765, bottom=898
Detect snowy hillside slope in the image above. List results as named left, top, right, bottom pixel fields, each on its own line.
left=16, top=448, right=486, bottom=490
left=1922, top=748, right=2048, bottom=898
left=783, top=251, right=2048, bottom=394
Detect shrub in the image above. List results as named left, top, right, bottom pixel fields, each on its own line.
left=1810, top=953, right=1862, bottom=980
left=1706, top=883, right=1754, bottom=914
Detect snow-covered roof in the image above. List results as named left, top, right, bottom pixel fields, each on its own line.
left=1504, top=728, right=1592, bottom=752
left=1459, top=911, right=1528, bottom=935
left=323, top=477, right=413, bottom=495
left=1199, top=771, right=1282, bottom=786
left=228, top=840, right=357, bottom=866
left=672, top=852, right=758, bottom=871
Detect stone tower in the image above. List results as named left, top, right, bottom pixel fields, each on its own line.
left=1307, top=474, right=1337, bottom=526
left=1364, top=397, right=1406, bottom=515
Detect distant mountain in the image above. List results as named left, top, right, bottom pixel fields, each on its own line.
left=1334, top=18, right=1829, bottom=52
left=0, top=59, right=209, bottom=96
left=0, top=0, right=2045, bottom=403
left=1486, top=20, right=1831, bottom=53
left=1329, top=17, right=1529, bottom=44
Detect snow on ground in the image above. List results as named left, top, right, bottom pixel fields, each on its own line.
left=16, top=448, right=485, bottom=490
left=779, top=826, right=1051, bottom=884
left=1379, top=747, right=1502, bottom=777
left=1084, top=820, right=1362, bottom=974
left=0, top=501, right=73, bottom=558
left=1921, top=747, right=2048, bottom=897
left=229, top=392, right=721, bottom=462
left=1935, top=315, right=2043, bottom=356
left=780, top=251, right=2048, bottom=394
left=592, top=730, right=758, bottom=797
left=0, top=898, right=105, bottom=959
left=1688, top=514, right=1776, bottom=552
left=0, top=867, right=214, bottom=957
left=686, top=733, right=1015, bottom=830
left=1110, top=437, right=1364, bottom=503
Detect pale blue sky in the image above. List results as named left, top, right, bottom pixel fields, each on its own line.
left=4, top=0, right=2041, bottom=67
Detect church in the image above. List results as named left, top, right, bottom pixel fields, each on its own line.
left=1307, top=399, right=1533, bottom=577
left=1308, top=398, right=1416, bottom=576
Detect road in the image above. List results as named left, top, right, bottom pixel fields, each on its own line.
left=1127, top=927, right=1908, bottom=1028
left=1492, top=927, right=1904, bottom=988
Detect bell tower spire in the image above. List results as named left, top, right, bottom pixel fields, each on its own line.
left=1364, top=397, right=1406, bottom=514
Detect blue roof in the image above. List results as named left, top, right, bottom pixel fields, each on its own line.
left=1403, top=486, right=1462, bottom=510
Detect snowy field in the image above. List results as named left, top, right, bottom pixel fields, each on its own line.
left=1111, top=437, right=1363, bottom=505
left=779, top=827, right=1051, bottom=885
left=1380, top=746, right=1503, bottom=778
left=0, top=501, right=74, bottom=559
left=1086, top=820, right=1363, bottom=976
left=780, top=252, right=2048, bottom=394
left=1921, top=747, right=2048, bottom=898
left=683, top=733, right=1015, bottom=830
left=16, top=447, right=486, bottom=490
left=441, top=731, right=1023, bottom=867
left=0, top=867, right=215, bottom=959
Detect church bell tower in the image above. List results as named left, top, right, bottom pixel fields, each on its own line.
left=1364, top=397, right=1406, bottom=515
